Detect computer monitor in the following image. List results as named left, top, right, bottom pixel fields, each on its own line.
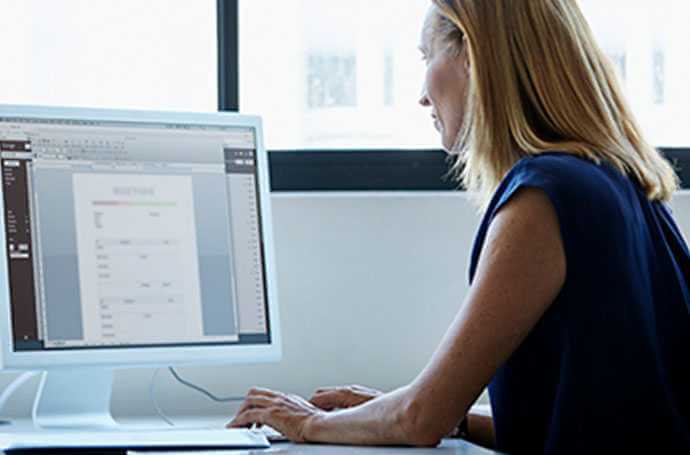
left=0, top=105, right=281, bottom=429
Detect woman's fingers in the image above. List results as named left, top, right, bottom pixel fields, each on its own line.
left=229, top=387, right=283, bottom=427
left=309, top=391, right=339, bottom=410
left=234, top=387, right=282, bottom=414
left=313, top=386, right=339, bottom=394
left=227, top=408, right=269, bottom=428
left=235, top=395, right=277, bottom=416
left=246, top=386, right=278, bottom=398
left=310, top=388, right=359, bottom=410
left=226, top=390, right=322, bottom=444
left=309, top=385, right=384, bottom=411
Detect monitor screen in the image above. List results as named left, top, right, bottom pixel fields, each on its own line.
left=0, top=115, right=270, bottom=351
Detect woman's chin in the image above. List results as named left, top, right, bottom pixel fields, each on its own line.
left=441, top=129, right=463, bottom=153
left=441, top=136, right=453, bottom=152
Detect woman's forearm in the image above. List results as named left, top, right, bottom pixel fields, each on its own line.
left=466, top=411, right=495, bottom=449
left=304, top=385, right=440, bottom=447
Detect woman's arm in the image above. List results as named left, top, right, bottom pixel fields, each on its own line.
left=307, top=386, right=495, bottom=447
left=229, top=188, right=566, bottom=447
left=466, top=408, right=495, bottom=448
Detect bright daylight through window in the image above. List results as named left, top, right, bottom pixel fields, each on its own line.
left=240, top=0, right=690, bottom=150
left=0, top=0, right=217, bottom=112
left=0, top=1, right=687, bottom=149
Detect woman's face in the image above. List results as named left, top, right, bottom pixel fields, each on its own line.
left=418, top=9, right=470, bottom=151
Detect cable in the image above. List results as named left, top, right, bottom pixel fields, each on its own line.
left=150, top=368, right=175, bottom=426
left=150, top=367, right=246, bottom=427
left=168, top=367, right=245, bottom=403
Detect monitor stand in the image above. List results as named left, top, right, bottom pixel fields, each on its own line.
left=32, top=368, right=117, bottom=429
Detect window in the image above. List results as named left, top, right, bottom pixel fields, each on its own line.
left=239, top=0, right=436, bottom=150
left=579, top=0, right=690, bottom=147
left=240, top=0, right=690, bottom=150
left=0, top=1, right=687, bottom=190
left=0, top=0, right=217, bottom=112
left=307, top=54, right=357, bottom=109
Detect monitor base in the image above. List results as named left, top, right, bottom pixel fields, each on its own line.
left=32, top=368, right=117, bottom=429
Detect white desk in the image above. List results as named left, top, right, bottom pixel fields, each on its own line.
left=0, top=416, right=500, bottom=454
left=264, top=440, right=498, bottom=454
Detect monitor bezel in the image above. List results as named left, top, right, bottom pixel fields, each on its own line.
left=0, top=105, right=281, bottom=370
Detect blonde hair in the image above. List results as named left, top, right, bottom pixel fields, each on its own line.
left=429, top=0, right=678, bottom=208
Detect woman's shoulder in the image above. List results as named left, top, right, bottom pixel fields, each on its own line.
left=483, top=150, right=639, bottom=242
left=498, top=151, right=629, bottom=205
left=508, top=151, right=607, bottom=183
left=471, top=151, right=637, bottom=280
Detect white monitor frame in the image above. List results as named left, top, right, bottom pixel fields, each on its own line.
left=0, top=105, right=282, bottom=372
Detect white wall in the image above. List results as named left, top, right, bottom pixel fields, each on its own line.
left=2, top=191, right=689, bottom=420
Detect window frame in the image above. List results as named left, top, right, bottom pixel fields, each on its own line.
left=218, top=0, right=690, bottom=191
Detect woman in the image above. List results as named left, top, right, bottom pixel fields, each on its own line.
left=228, top=1, right=690, bottom=453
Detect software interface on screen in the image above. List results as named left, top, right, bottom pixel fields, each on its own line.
left=0, top=116, right=270, bottom=351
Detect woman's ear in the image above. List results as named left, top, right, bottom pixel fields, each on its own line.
left=453, top=40, right=470, bottom=76
left=461, top=35, right=471, bottom=72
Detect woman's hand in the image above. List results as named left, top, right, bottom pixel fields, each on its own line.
left=309, top=385, right=383, bottom=411
left=226, top=387, right=325, bottom=443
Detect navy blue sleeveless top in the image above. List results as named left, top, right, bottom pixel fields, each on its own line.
left=469, top=152, right=690, bottom=454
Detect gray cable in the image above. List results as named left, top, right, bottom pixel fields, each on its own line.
left=168, top=367, right=245, bottom=403
left=150, top=368, right=175, bottom=426
left=149, top=367, right=245, bottom=427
